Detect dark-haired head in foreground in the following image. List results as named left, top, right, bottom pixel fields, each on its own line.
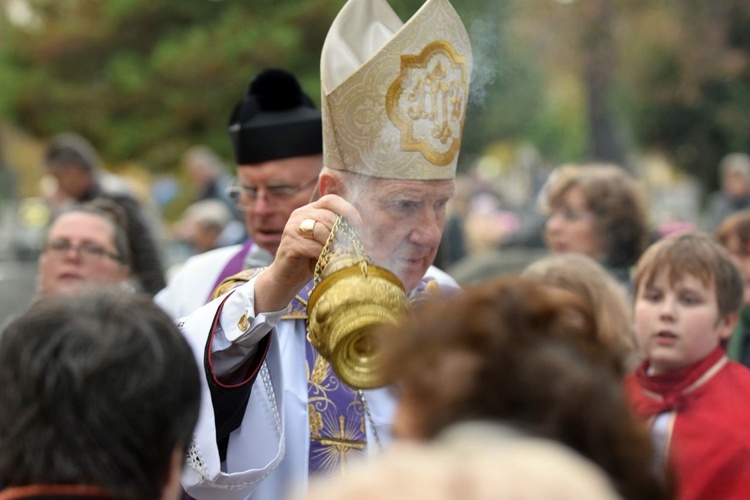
left=0, top=288, right=201, bottom=500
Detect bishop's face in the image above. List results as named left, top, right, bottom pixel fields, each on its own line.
left=349, top=178, right=454, bottom=293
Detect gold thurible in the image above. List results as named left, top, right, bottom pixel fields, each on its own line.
left=306, top=216, right=409, bottom=389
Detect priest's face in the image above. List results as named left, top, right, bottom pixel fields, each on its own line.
left=234, top=155, right=322, bottom=255
left=347, top=177, right=454, bottom=293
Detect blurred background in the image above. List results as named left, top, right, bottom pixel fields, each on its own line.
left=1, top=0, right=749, bottom=313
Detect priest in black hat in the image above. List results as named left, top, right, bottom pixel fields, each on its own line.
left=155, top=69, right=323, bottom=320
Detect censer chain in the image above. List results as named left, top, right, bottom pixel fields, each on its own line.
left=358, top=389, right=382, bottom=450
left=313, top=215, right=369, bottom=284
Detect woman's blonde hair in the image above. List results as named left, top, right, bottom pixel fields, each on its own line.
left=523, top=253, right=639, bottom=374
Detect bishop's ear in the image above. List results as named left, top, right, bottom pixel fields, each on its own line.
left=318, top=171, right=342, bottom=197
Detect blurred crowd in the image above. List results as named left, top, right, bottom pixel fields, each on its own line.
left=5, top=138, right=750, bottom=283
left=2, top=0, right=750, bottom=497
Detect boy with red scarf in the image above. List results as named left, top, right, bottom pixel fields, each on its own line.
left=625, top=231, right=750, bottom=500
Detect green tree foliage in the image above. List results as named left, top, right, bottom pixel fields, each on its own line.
left=0, top=0, right=546, bottom=176
left=504, top=0, right=750, bottom=190
left=619, top=0, right=750, bottom=193
left=3, top=0, right=748, bottom=194
left=0, top=0, right=346, bottom=171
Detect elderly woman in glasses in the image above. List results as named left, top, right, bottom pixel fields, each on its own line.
left=36, top=199, right=133, bottom=298
left=540, top=163, right=650, bottom=290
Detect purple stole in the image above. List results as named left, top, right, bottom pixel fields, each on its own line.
left=288, top=280, right=366, bottom=476
left=301, top=276, right=444, bottom=476
left=306, top=338, right=367, bottom=474
left=206, top=238, right=254, bottom=303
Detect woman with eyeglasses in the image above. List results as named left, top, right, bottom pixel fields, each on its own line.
left=43, top=132, right=165, bottom=296
left=36, top=199, right=134, bottom=298
left=540, top=163, right=650, bottom=291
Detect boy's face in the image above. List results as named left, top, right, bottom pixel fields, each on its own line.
left=634, top=270, right=735, bottom=375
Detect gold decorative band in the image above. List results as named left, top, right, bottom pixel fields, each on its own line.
left=386, top=40, right=469, bottom=166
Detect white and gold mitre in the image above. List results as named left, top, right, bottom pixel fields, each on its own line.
left=321, top=0, right=473, bottom=180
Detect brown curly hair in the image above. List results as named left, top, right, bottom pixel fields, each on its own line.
left=377, top=277, right=671, bottom=500
left=542, top=164, right=649, bottom=268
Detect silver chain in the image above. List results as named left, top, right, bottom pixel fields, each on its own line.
left=357, top=389, right=382, bottom=450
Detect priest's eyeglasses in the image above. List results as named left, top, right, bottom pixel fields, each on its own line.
left=227, top=177, right=318, bottom=208
left=44, top=239, right=123, bottom=263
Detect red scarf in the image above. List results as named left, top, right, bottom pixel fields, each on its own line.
left=630, top=346, right=726, bottom=417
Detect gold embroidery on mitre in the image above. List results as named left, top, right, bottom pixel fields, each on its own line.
left=386, top=40, right=468, bottom=166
